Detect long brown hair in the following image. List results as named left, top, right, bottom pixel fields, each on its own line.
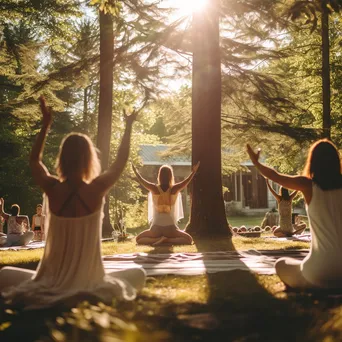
left=157, top=165, right=174, bottom=190
left=279, top=186, right=290, bottom=201
left=56, top=133, right=101, bottom=182
left=303, top=139, right=342, bottom=190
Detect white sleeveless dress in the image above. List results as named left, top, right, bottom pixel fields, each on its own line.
left=301, top=183, right=342, bottom=287
left=0, top=197, right=145, bottom=309
left=148, top=186, right=184, bottom=226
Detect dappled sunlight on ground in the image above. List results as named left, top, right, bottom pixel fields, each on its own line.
left=3, top=237, right=342, bottom=341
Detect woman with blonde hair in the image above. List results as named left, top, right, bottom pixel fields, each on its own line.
left=132, top=163, right=199, bottom=246
left=247, top=140, right=342, bottom=289
left=0, top=96, right=145, bottom=309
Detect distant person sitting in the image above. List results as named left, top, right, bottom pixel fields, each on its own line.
left=266, top=179, right=303, bottom=237
left=0, top=200, right=34, bottom=246
left=260, top=208, right=279, bottom=230
left=292, top=214, right=307, bottom=235
left=31, top=204, right=45, bottom=240
left=132, top=163, right=199, bottom=246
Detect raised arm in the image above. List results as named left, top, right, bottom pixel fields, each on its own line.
left=0, top=198, right=9, bottom=220
left=266, top=179, right=281, bottom=202
left=31, top=215, right=36, bottom=230
left=132, top=164, right=158, bottom=193
left=171, top=162, right=200, bottom=194
left=246, top=144, right=312, bottom=203
left=94, top=110, right=138, bottom=194
left=290, top=190, right=298, bottom=201
left=29, top=96, right=58, bottom=192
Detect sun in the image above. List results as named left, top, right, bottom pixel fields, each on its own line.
left=174, top=0, right=208, bottom=16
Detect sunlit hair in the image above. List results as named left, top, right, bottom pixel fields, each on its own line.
left=303, top=139, right=342, bottom=190
left=10, top=204, right=20, bottom=216
left=157, top=165, right=174, bottom=189
left=56, top=133, right=101, bottom=182
left=279, top=186, right=290, bottom=201
left=36, top=204, right=42, bottom=209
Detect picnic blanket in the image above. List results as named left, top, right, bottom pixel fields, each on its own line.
left=103, top=249, right=309, bottom=276
left=264, top=233, right=311, bottom=242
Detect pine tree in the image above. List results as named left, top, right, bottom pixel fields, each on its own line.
left=186, top=0, right=230, bottom=237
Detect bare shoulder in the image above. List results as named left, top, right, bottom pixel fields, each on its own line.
left=44, top=176, right=60, bottom=194
left=294, top=176, right=312, bottom=191
left=294, top=176, right=312, bottom=204
left=170, top=186, right=180, bottom=195
left=150, top=184, right=159, bottom=194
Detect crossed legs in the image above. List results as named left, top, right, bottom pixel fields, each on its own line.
left=136, top=225, right=193, bottom=246
left=273, top=222, right=307, bottom=237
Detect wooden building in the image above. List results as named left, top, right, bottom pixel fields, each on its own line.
left=223, top=160, right=278, bottom=214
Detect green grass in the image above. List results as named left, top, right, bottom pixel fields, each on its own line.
left=0, top=236, right=309, bottom=268
left=2, top=236, right=342, bottom=342
left=227, top=215, right=265, bottom=228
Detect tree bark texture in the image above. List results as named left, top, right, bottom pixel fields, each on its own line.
left=186, top=1, right=231, bottom=237
left=321, top=0, right=331, bottom=139
left=98, top=11, right=114, bottom=237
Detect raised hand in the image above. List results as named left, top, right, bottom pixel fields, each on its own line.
left=123, top=108, right=139, bottom=126
left=39, top=95, right=52, bottom=127
left=246, top=144, right=261, bottom=166
left=193, top=161, right=200, bottom=172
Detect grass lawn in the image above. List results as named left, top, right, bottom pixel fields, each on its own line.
left=1, top=236, right=342, bottom=341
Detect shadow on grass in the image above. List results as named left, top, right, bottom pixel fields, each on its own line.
left=186, top=236, right=314, bottom=341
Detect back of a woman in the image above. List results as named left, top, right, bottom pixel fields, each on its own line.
left=247, top=139, right=342, bottom=289
left=0, top=96, right=145, bottom=309
left=133, top=163, right=199, bottom=245
left=301, top=141, right=342, bottom=287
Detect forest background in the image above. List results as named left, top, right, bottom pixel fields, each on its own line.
left=1, top=0, right=341, bottom=234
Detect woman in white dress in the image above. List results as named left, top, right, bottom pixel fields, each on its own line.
left=247, top=140, right=342, bottom=289
left=132, top=163, right=199, bottom=246
left=0, top=96, right=146, bottom=309
left=0, top=202, right=33, bottom=246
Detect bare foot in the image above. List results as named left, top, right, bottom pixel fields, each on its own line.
left=152, top=236, right=168, bottom=246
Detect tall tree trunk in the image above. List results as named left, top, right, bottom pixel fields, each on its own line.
left=98, top=10, right=114, bottom=237
left=321, top=0, right=331, bottom=139
left=186, top=1, right=231, bottom=237
left=83, top=86, right=89, bottom=130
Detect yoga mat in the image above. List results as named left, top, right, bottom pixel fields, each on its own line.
left=264, top=234, right=311, bottom=242
left=103, top=249, right=309, bottom=276
left=0, top=238, right=114, bottom=251
left=0, top=241, right=46, bottom=251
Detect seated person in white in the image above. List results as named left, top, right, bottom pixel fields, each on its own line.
left=0, top=202, right=33, bottom=247
left=132, top=163, right=199, bottom=246
left=0, top=96, right=145, bottom=309
left=247, top=140, right=342, bottom=289
left=31, top=204, right=45, bottom=241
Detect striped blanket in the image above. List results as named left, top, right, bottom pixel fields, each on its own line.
left=103, top=249, right=309, bottom=276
